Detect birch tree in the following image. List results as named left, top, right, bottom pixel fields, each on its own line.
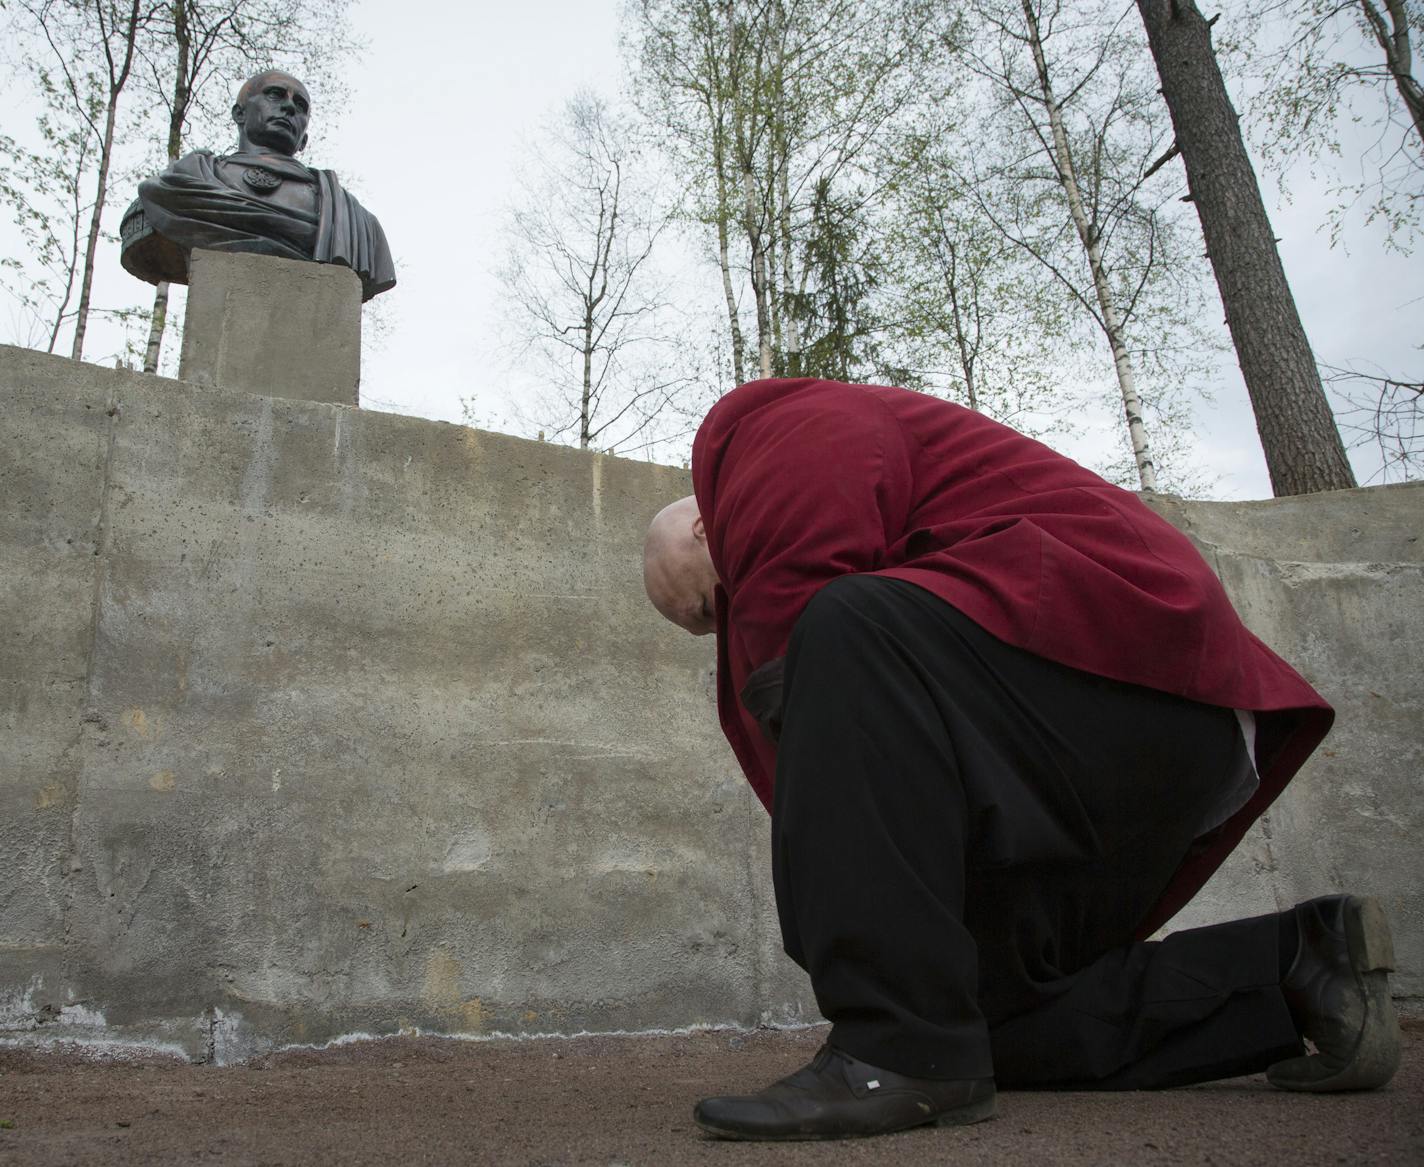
left=10, top=0, right=157, bottom=361
left=497, top=93, right=687, bottom=455
left=879, top=135, right=1088, bottom=429
left=629, top=0, right=748, bottom=382
left=628, top=0, right=949, bottom=387
left=0, top=88, right=98, bottom=349
left=958, top=0, right=1218, bottom=490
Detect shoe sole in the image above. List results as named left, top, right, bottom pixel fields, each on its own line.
left=693, top=1095, right=997, bottom=1141
left=1267, top=895, right=1401, bottom=1093
left=933, top=1093, right=999, bottom=1127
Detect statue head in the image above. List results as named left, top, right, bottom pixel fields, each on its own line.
left=233, top=71, right=311, bottom=156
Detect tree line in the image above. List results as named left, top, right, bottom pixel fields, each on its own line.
left=498, top=0, right=1421, bottom=493
left=2, top=1, right=1418, bottom=493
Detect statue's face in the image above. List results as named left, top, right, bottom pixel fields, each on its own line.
left=234, top=73, right=311, bottom=156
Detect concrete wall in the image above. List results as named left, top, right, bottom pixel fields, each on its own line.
left=2, top=343, right=1420, bottom=1063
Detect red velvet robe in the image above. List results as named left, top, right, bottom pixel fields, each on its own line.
left=691, top=378, right=1333, bottom=936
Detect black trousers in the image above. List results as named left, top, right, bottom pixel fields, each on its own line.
left=773, top=575, right=1304, bottom=1089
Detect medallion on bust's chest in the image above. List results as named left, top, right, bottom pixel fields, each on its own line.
left=242, top=167, right=283, bottom=193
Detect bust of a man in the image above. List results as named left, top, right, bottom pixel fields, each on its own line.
left=121, top=70, right=395, bottom=301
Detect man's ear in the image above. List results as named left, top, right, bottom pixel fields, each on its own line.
left=692, top=515, right=706, bottom=542
left=231, top=102, right=244, bottom=126
left=297, top=131, right=308, bottom=153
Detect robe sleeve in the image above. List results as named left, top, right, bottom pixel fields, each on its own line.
left=695, top=380, right=916, bottom=807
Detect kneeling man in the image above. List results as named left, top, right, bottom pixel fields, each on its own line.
left=643, top=378, right=1400, bottom=1141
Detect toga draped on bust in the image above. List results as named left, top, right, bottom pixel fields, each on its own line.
left=122, top=149, right=395, bottom=302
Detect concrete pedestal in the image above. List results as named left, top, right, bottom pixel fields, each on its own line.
left=178, top=249, right=362, bottom=406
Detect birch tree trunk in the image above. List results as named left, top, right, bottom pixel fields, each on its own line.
left=143, top=0, right=192, bottom=374
left=944, top=242, right=981, bottom=412
left=776, top=104, right=801, bottom=377
left=737, top=155, right=773, bottom=375
left=725, top=0, right=772, bottom=378
left=581, top=308, right=595, bottom=448
left=47, top=148, right=89, bottom=353
left=141, top=284, right=169, bottom=371
left=1023, top=0, right=1158, bottom=491
left=1136, top=0, right=1355, bottom=496
left=735, top=104, right=772, bottom=377
left=712, top=122, right=746, bottom=384
left=70, top=0, right=144, bottom=362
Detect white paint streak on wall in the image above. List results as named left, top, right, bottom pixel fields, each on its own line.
left=0, top=980, right=43, bottom=1029
left=590, top=454, right=603, bottom=526
left=58, top=1002, right=107, bottom=1027
left=237, top=398, right=276, bottom=518
left=442, top=830, right=493, bottom=873
left=479, top=739, right=654, bottom=758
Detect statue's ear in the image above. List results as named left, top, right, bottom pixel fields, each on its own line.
left=297, top=131, right=308, bottom=153
left=231, top=101, right=244, bottom=126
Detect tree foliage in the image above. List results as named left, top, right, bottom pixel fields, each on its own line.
left=627, top=0, right=951, bottom=385
left=877, top=136, right=1089, bottom=428
left=1224, top=0, right=1424, bottom=252
left=941, top=0, right=1231, bottom=490
left=0, top=77, right=99, bottom=350
left=1, top=0, right=157, bottom=361
left=616, top=0, right=1231, bottom=488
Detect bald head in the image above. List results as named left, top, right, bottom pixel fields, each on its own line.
left=233, top=70, right=310, bottom=156
left=237, top=70, right=305, bottom=105
left=643, top=496, right=719, bottom=636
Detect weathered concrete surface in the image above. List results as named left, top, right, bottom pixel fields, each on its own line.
left=1, top=342, right=1420, bottom=1063
left=179, top=250, right=361, bottom=406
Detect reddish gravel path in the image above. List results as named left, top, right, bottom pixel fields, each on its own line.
left=2, top=1019, right=1420, bottom=1165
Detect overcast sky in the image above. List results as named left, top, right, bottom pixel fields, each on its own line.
left=7, top=0, right=1421, bottom=499
left=331, top=0, right=1421, bottom=498
left=318, top=1, right=628, bottom=426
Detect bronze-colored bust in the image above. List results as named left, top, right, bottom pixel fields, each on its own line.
left=121, top=70, right=395, bottom=301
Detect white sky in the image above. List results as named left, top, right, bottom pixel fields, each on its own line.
left=5, top=0, right=1420, bottom=499
left=320, top=0, right=629, bottom=427
left=335, top=0, right=1423, bottom=499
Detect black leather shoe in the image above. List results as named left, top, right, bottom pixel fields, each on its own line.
left=693, top=1043, right=996, bottom=1141
left=1268, top=894, right=1401, bottom=1092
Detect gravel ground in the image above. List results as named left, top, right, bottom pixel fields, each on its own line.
left=1, top=1018, right=1419, bottom=1165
